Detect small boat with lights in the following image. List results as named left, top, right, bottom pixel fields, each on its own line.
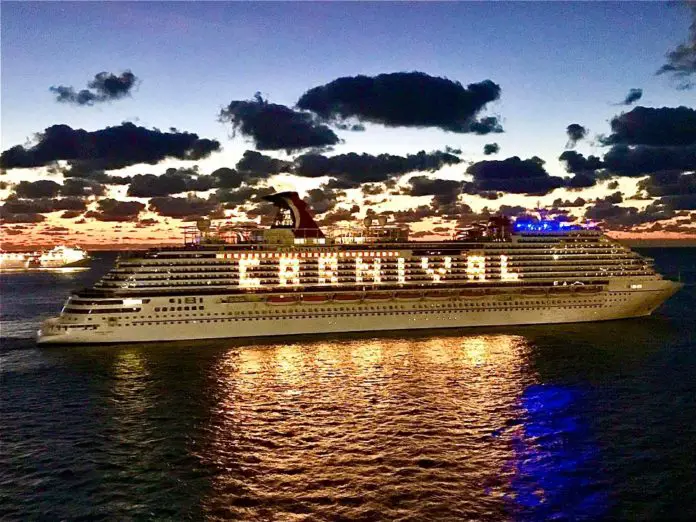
left=38, top=191, right=682, bottom=344
left=1, top=245, right=89, bottom=271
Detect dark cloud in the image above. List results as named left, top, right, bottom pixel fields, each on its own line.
left=637, top=170, right=696, bottom=197
left=60, top=210, right=83, bottom=219
left=1, top=122, right=221, bottom=170
left=85, top=199, right=144, bottom=222
left=304, top=186, right=345, bottom=214
left=127, top=168, right=215, bottom=197
left=602, top=144, right=696, bottom=176
left=297, top=72, right=502, bottom=134
left=61, top=178, right=106, bottom=197
left=656, top=3, right=696, bottom=89
left=136, top=218, right=159, bottom=228
left=50, top=70, right=138, bottom=106
left=465, top=156, right=565, bottom=195
left=0, top=212, right=46, bottom=223
left=552, top=197, right=587, bottom=207
left=478, top=191, right=501, bottom=200
left=219, top=93, right=339, bottom=152
left=317, top=207, right=358, bottom=226
left=3, top=227, right=28, bottom=235
left=659, top=193, right=696, bottom=210
left=210, top=167, right=243, bottom=189
left=596, top=191, right=624, bottom=205
left=1, top=196, right=87, bottom=223
left=558, top=150, right=604, bottom=173
left=335, top=123, right=366, bottom=132
left=292, top=150, right=461, bottom=188
left=243, top=201, right=277, bottom=223
left=388, top=205, right=441, bottom=224
left=13, top=179, right=105, bottom=199
left=601, top=106, right=696, bottom=147
left=361, top=183, right=385, bottom=196
left=15, top=180, right=61, bottom=198
left=62, top=162, right=132, bottom=185
left=638, top=171, right=696, bottom=210
left=585, top=200, right=675, bottom=228
left=483, top=143, right=500, bottom=155
left=565, top=124, right=588, bottom=148
left=620, top=88, right=643, bottom=105
left=2, top=196, right=87, bottom=214
left=216, top=185, right=276, bottom=207
left=497, top=205, right=528, bottom=217
left=148, top=196, right=218, bottom=219
left=407, top=176, right=462, bottom=205
left=566, top=172, right=598, bottom=189
left=235, top=150, right=291, bottom=178
left=61, top=161, right=131, bottom=185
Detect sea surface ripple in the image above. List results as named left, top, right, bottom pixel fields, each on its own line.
left=1, top=249, right=695, bottom=520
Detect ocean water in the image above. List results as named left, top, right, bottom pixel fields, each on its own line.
left=1, top=249, right=695, bottom=521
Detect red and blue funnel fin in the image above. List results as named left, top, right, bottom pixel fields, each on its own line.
left=262, top=191, right=325, bottom=238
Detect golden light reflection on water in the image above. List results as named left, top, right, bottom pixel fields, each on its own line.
left=109, top=349, right=154, bottom=444
left=201, top=332, right=538, bottom=519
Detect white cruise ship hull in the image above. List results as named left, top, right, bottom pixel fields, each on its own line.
left=37, top=279, right=681, bottom=345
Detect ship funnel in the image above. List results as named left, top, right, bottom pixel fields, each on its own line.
left=262, top=192, right=324, bottom=238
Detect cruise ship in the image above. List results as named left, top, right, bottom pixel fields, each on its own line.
left=37, top=192, right=681, bottom=344
left=1, top=245, right=89, bottom=271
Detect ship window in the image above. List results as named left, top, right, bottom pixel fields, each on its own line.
left=155, top=307, right=160, bottom=312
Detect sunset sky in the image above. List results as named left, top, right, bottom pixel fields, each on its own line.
left=1, top=1, right=695, bottom=249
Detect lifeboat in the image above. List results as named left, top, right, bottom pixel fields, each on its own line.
left=549, top=286, right=572, bottom=293
left=573, top=285, right=602, bottom=294
left=302, top=294, right=331, bottom=304
left=459, top=289, right=487, bottom=298
left=424, top=290, right=454, bottom=300
left=364, top=292, right=393, bottom=302
left=334, top=293, right=362, bottom=303
left=522, top=287, right=547, bottom=295
left=395, top=291, right=423, bottom=301
left=267, top=295, right=298, bottom=305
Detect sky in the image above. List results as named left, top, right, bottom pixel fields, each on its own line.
left=1, top=1, right=695, bottom=248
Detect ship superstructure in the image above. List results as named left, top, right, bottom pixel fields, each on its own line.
left=38, top=192, right=681, bottom=344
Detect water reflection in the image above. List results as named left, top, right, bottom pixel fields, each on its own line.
left=503, top=385, right=608, bottom=520
left=200, top=333, right=541, bottom=520
left=109, top=348, right=154, bottom=444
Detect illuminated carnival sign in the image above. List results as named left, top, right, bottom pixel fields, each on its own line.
left=216, top=251, right=520, bottom=288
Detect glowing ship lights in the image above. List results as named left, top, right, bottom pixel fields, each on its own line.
left=219, top=251, right=520, bottom=288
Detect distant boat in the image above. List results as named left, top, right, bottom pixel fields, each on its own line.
left=0, top=245, right=90, bottom=271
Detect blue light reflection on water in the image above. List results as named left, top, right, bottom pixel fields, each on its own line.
left=502, top=384, right=609, bottom=521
